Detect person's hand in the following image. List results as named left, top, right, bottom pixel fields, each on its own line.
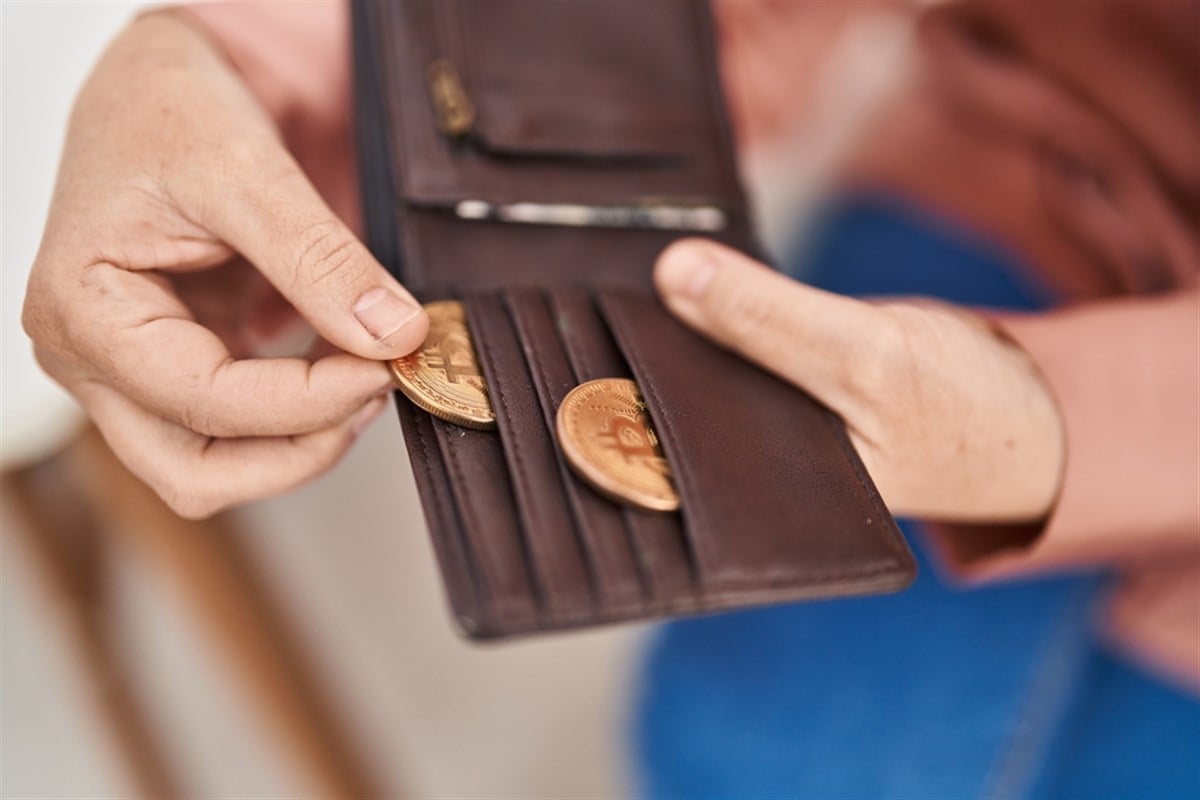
left=654, top=239, right=1064, bottom=522
left=22, top=14, right=427, bottom=518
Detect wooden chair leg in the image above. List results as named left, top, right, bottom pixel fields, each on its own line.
left=3, top=462, right=183, bottom=799
left=66, top=426, right=386, bottom=799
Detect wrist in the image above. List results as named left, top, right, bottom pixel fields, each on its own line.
left=997, top=331, right=1067, bottom=520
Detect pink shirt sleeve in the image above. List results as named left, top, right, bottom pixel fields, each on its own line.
left=930, top=287, right=1200, bottom=577
left=179, top=0, right=359, bottom=230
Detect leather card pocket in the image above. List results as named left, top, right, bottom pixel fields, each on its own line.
left=547, top=289, right=698, bottom=611
left=505, top=290, right=646, bottom=616
left=463, top=294, right=595, bottom=625
left=429, top=418, right=541, bottom=635
left=598, top=290, right=916, bottom=600
left=393, top=402, right=483, bottom=628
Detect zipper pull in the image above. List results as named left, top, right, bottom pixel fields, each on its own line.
left=426, top=59, right=475, bottom=138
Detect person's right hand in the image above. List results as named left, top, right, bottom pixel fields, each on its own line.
left=654, top=239, right=1065, bottom=524
left=22, top=13, right=428, bottom=518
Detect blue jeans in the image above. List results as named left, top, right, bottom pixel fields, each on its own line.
left=634, top=195, right=1200, bottom=799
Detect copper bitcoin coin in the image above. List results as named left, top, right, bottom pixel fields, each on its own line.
left=555, top=378, right=680, bottom=513
left=389, top=301, right=496, bottom=430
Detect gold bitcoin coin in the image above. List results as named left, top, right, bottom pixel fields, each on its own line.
left=556, top=378, right=680, bottom=513
left=389, top=300, right=496, bottom=430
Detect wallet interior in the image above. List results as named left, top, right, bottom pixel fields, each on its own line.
left=352, top=0, right=916, bottom=638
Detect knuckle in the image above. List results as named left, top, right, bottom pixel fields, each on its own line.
left=177, top=360, right=239, bottom=437
left=298, top=437, right=343, bottom=476
left=296, top=430, right=352, bottom=478
left=20, top=295, right=45, bottom=341
left=177, top=399, right=224, bottom=438
left=25, top=260, right=110, bottom=360
left=163, top=487, right=220, bottom=520
left=293, top=221, right=369, bottom=293
left=155, top=468, right=224, bottom=520
left=138, top=466, right=218, bottom=520
left=21, top=273, right=61, bottom=344
left=30, top=345, right=68, bottom=383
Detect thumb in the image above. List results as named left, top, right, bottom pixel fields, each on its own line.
left=653, top=238, right=886, bottom=411
left=201, top=148, right=428, bottom=360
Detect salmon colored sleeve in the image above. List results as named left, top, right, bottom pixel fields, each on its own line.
left=929, top=288, right=1200, bottom=578
left=1104, top=561, right=1200, bottom=692
left=177, top=0, right=360, bottom=229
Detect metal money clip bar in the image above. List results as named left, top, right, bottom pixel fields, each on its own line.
left=454, top=199, right=728, bottom=232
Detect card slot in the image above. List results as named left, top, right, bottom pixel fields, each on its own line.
left=431, top=419, right=541, bottom=633
left=505, top=290, right=645, bottom=616
left=464, top=295, right=595, bottom=623
left=621, top=510, right=698, bottom=612
left=548, top=288, right=634, bottom=380
left=598, top=290, right=916, bottom=597
left=548, top=288, right=699, bottom=609
left=407, top=209, right=687, bottom=294
left=393, top=400, right=484, bottom=629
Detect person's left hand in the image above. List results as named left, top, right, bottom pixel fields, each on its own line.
left=653, top=239, right=1064, bottom=523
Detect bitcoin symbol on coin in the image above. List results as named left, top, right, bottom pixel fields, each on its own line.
left=389, top=301, right=496, bottom=430
left=556, top=379, right=680, bottom=513
left=422, top=329, right=484, bottom=388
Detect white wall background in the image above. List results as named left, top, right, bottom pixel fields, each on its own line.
left=4, top=7, right=156, bottom=796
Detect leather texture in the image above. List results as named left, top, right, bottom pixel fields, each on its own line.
left=352, top=0, right=916, bottom=638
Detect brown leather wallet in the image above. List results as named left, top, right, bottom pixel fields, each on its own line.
left=351, top=0, right=916, bottom=638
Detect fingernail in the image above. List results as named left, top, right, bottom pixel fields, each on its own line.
left=351, top=395, right=388, bottom=436
left=354, top=287, right=421, bottom=343
left=658, top=244, right=716, bottom=301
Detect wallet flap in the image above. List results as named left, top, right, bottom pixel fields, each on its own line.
left=371, top=0, right=744, bottom=209
left=446, top=0, right=712, bottom=160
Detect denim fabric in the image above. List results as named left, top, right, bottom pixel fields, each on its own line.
left=634, top=194, right=1200, bottom=799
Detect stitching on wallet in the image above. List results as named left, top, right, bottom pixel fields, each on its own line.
left=438, top=424, right=498, bottom=604
left=557, top=295, right=601, bottom=381
left=576, top=295, right=662, bottom=604
left=622, top=509, right=694, bottom=605
left=600, top=297, right=712, bottom=585
left=412, top=414, right=454, bottom=551
left=469, top=299, right=562, bottom=615
left=602, top=295, right=907, bottom=590
left=554, top=292, right=655, bottom=607
left=413, top=412, right=486, bottom=617
left=701, top=561, right=908, bottom=597
left=439, top=410, right=543, bottom=625
left=507, top=294, right=608, bottom=610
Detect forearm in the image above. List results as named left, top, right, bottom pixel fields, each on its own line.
left=931, top=288, right=1200, bottom=578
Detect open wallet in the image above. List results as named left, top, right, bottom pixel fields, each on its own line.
left=351, top=0, right=916, bottom=639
